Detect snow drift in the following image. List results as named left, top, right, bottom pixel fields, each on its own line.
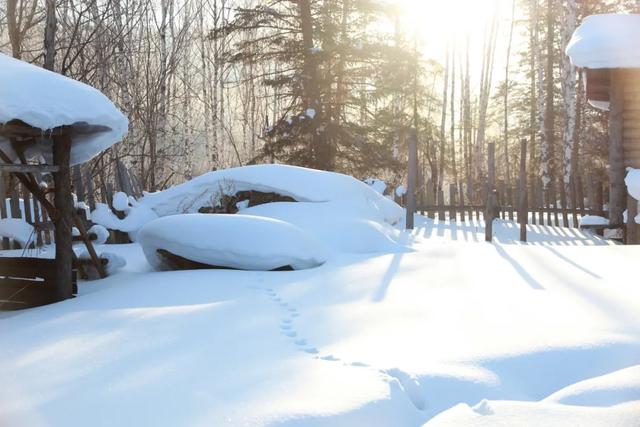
left=0, top=53, right=128, bottom=166
left=138, top=214, right=327, bottom=271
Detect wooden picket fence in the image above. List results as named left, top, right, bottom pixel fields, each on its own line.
left=416, top=175, right=602, bottom=229
left=414, top=140, right=608, bottom=235
left=1, top=161, right=141, bottom=250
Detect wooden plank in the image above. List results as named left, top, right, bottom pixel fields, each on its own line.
left=0, top=163, right=59, bottom=173
left=0, top=257, right=57, bottom=279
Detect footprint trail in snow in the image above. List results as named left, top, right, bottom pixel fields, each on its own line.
left=253, top=281, right=428, bottom=412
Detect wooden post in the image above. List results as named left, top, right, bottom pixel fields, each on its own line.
left=52, top=133, right=74, bottom=301
left=458, top=182, right=466, bottom=222
left=485, top=142, right=496, bottom=242
left=586, top=173, right=595, bottom=215
left=449, top=183, right=457, bottom=222
left=0, top=176, right=8, bottom=249
left=595, top=178, right=604, bottom=217
left=608, top=69, right=627, bottom=226
left=570, top=174, right=578, bottom=229
left=406, top=128, right=417, bottom=230
left=424, top=179, right=433, bottom=218
left=560, top=178, right=568, bottom=228
left=438, top=188, right=445, bottom=221
left=537, top=180, right=544, bottom=225
left=32, top=197, right=44, bottom=247
left=507, top=185, right=514, bottom=220
left=85, top=169, right=96, bottom=211
left=518, top=139, right=528, bottom=242
left=627, top=195, right=640, bottom=244
left=73, top=165, right=85, bottom=202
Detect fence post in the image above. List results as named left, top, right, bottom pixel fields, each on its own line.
left=518, top=139, right=528, bottom=242
left=449, top=183, right=457, bottom=222
left=458, top=182, right=466, bottom=222
left=626, top=195, right=640, bottom=244
left=406, top=128, right=417, bottom=230
left=485, top=142, right=496, bottom=242
left=560, top=178, right=568, bottom=228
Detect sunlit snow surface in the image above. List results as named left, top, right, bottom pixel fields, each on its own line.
left=1, top=217, right=639, bottom=426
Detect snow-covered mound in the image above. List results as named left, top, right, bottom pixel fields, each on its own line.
left=566, top=14, right=640, bottom=69
left=0, top=218, right=34, bottom=247
left=140, top=164, right=402, bottom=224
left=134, top=165, right=405, bottom=254
left=240, top=201, right=403, bottom=254
left=544, top=365, right=640, bottom=407
left=138, top=214, right=327, bottom=271
left=0, top=53, right=128, bottom=166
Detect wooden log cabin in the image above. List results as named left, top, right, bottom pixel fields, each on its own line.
left=567, top=14, right=640, bottom=244
left=0, top=53, right=128, bottom=308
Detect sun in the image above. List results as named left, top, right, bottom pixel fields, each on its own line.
left=396, top=0, right=510, bottom=62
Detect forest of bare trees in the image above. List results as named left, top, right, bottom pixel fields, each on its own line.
left=1, top=0, right=639, bottom=201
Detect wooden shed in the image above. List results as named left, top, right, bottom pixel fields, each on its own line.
left=0, top=53, right=128, bottom=308
left=567, top=14, right=640, bottom=243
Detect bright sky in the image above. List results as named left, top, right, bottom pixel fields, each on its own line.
left=397, top=0, right=522, bottom=87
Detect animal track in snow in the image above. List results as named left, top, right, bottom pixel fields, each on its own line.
left=255, top=285, right=425, bottom=409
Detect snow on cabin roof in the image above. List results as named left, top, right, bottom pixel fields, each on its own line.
left=566, top=14, right=640, bottom=69
left=0, top=53, right=128, bottom=166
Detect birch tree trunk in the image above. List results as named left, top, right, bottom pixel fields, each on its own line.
left=438, top=45, right=450, bottom=192
left=543, top=0, right=556, bottom=208
left=43, top=0, right=57, bottom=71
left=532, top=0, right=547, bottom=189
left=474, top=14, right=498, bottom=187
left=560, top=0, right=577, bottom=195
left=503, top=0, right=516, bottom=184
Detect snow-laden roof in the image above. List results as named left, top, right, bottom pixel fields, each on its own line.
left=566, top=14, right=640, bottom=69
left=0, top=53, right=128, bottom=165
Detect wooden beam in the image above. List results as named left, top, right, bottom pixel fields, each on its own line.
left=0, top=163, right=59, bottom=173
left=52, top=133, right=74, bottom=301
left=0, top=121, right=111, bottom=139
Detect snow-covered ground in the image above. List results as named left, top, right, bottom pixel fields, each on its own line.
left=1, top=216, right=639, bottom=426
